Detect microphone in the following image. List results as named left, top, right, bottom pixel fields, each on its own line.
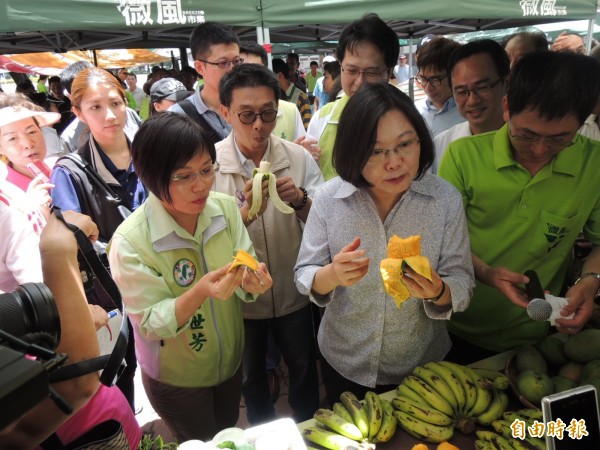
left=524, top=269, right=574, bottom=324
left=527, top=298, right=553, bottom=321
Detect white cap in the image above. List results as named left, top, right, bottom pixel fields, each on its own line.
left=323, top=55, right=336, bottom=63
left=0, top=106, right=60, bottom=129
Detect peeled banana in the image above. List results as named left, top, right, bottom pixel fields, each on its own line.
left=247, top=161, right=293, bottom=219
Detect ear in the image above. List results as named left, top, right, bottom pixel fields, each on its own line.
left=220, top=104, right=232, bottom=124
left=502, top=95, right=509, bottom=123
left=194, top=60, right=206, bottom=78
left=72, top=106, right=85, bottom=124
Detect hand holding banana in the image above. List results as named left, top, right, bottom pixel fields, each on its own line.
left=246, top=161, right=295, bottom=220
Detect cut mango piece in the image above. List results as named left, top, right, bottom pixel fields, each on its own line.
left=227, top=249, right=259, bottom=273
left=387, top=234, right=421, bottom=259
left=380, top=236, right=432, bottom=308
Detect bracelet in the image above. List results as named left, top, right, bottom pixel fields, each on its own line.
left=425, top=281, right=446, bottom=303
left=289, top=186, right=308, bottom=211
left=573, top=272, right=600, bottom=297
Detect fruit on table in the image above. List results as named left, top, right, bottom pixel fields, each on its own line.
left=437, top=442, right=461, bottom=450
left=557, top=360, right=584, bottom=382
left=563, top=328, right=600, bottom=363
left=392, top=361, right=510, bottom=443
left=551, top=375, right=577, bottom=393
left=580, top=359, right=600, bottom=383
left=536, top=333, right=569, bottom=366
left=516, top=345, right=547, bottom=374
left=516, top=370, right=553, bottom=404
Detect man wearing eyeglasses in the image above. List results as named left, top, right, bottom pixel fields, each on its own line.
left=432, top=39, right=510, bottom=173
left=299, top=13, right=399, bottom=181
left=213, top=63, right=323, bottom=425
left=169, top=22, right=242, bottom=144
left=438, top=51, right=600, bottom=364
left=414, top=37, right=465, bottom=138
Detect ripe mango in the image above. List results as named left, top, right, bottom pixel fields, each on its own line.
left=558, top=361, right=584, bottom=382
left=517, top=370, right=554, bottom=404
left=536, top=334, right=568, bottom=366
left=516, top=345, right=548, bottom=374
left=563, top=329, right=600, bottom=363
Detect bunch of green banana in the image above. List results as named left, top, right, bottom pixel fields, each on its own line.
left=496, top=409, right=547, bottom=450
left=247, top=161, right=294, bottom=219
left=303, top=391, right=397, bottom=449
left=392, top=361, right=512, bottom=442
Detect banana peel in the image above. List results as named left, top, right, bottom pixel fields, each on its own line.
left=227, top=249, right=259, bottom=273
left=380, top=235, right=431, bottom=308
left=248, top=161, right=294, bottom=220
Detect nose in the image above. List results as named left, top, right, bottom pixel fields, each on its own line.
left=106, top=107, right=117, bottom=120
left=385, top=151, right=404, bottom=169
left=529, top=139, right=552, bottom=156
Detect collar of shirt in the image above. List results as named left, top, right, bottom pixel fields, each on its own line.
left=232, top=135, right=272, bottom=179
left=146, top=192, right=225, bottom=247
left=493, top=123, right=581, bottom=177
left=425, top=96, right=456, bottom=113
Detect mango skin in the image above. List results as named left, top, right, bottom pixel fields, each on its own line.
left=516, top=345, right=548, bottom=374
left=517, top=370, right=554, bottom=404
left=536, top=334, right=569, bottom=366
left=563, top=329, right=600, bottom=363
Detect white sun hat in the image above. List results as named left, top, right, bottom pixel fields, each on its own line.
left=0, top=106, right=60, bottom=129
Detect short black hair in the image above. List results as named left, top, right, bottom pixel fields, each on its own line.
left=271, top=58, right=290, bottom=80
left=310, top=61, right=318, bottom=67
left=336, top=13, right=399, bottom=70
left=61, top=61, right=93, bottom=94
left=48, top=76, right=62, bottom=85
left=334, top=82, right=434, bottom=188
left=447, top=39, right=510, bottom=88
left=286, top=53, right=300, bottom=63
left=502, top=31, right=549, bottom=52
left=189, top=22, right=239, bottom=60
left=323, top=61, right=341, bottom=79
left=507, top=51, right=600, bottom=124
left=239, top=40, right=268, bottom=66
left=180, top=66, right=199, bottom=77
left=131, top=112, right=216, bottom=203
left=219, top=63, right=280, bottom=108
left=417, top=37, right=462, bottom=72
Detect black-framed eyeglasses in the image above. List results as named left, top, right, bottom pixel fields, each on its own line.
left=230, top=108, right=278, bottom=125
left=341, top=65, right=385, bottom=80
left=453, top=78, right=504, bottom=99
left=196, top=57, right=244, bottom=70
left=415, top=73, right=447, bottom=87
left=509, top=121, right=578, bottom=150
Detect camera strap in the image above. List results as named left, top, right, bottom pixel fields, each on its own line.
left=48, top=208, right=128, bottom=387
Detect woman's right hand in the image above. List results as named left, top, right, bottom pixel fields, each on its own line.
left=26, top=173, right=53, bottom=210
left=330, top=237, right=370, bottom=287
left=196, top=264, right=245, bottom=301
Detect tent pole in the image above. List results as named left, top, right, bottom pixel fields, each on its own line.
left=93, top=49, right=98, bottom=67
left=586, top=18, right=594, bottom=54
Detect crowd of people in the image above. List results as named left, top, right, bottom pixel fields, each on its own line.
left=1, top=12, right=600, bottom=448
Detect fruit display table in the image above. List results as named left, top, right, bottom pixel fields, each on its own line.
left=297, top=350, right=517, bottom=449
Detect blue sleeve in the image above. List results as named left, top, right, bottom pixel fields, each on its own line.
left=50, top=166, right=82, bottom=213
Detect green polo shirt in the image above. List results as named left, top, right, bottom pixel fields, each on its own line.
left=438, top=124, right=600, bottom=352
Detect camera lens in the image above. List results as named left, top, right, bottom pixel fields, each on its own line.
left=0, top=283, right=60, bottom=348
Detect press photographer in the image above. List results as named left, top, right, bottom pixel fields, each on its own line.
left=0, top=211, right=140, bottom=449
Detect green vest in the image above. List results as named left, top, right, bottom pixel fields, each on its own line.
left=318, top=94, right=350, bottom=181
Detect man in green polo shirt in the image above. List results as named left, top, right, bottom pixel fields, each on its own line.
left=438, top=51, right=600, bottom=363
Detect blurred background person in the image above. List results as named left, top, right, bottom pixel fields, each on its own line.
left=502, top=30, right=548, bottom=68
left=126, top=72, right=146, bottom=115
left=149, top=77, right=194, bottom=115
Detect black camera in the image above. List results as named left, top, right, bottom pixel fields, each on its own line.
left=0, top=283, right=63, bottom=430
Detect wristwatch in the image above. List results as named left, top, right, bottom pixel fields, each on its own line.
left=573, top=272, right=600, bottom=297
